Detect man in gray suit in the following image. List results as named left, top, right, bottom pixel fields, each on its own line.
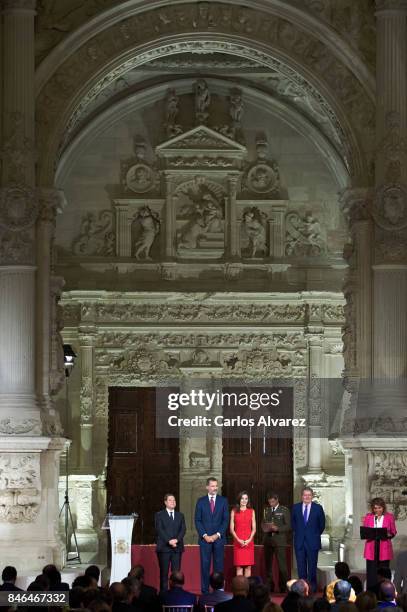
left=395, top=550, right=407, bottom=595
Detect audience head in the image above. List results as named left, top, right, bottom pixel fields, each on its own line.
left=28, top=575, right=50, bottom=591
left=209, top=572, right=225, bottom=591
left=336, top=604, right=357, bottom=612
left=87, top=599, right=112, bottom=612
left=169, top=571, right=185, bottom=588
left=348, top=576, right=363, bottom=596
left=335, top=562, right=351, bottom=580
left=252, top=583, right=271, bottom=608
left=128, top=564, right=145, bottom=581
left=72, top=574, right=94, bottom=590
left=42, top=564, right=61, bottom=586
left=121, top=577, right=140, bottom=601
left=1, top=566, right=17, bottom=583
left=334, top=580, right=352, bottom=602
left=355, top=591, right=377, bottom=612
left=109, top=582, right=126, bottom=602
left=291, top=579, right=310, bottom=597
left=313, top=598, right=331, bottom=612
left=85, top=565, right=100, bottom=582
left=231, top=575, right=250, bottom=597
left=69, top=586, right=86, bottom=609
left=379, top=580, right=396, bottom=602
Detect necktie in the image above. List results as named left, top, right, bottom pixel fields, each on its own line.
left=210, top=496, right=215, bottom=513
left=170, top=511, right=174, bottom=520
left=303, top=505, right=308, bottom=524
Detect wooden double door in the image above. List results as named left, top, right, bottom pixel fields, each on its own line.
left=107, top=387, right=179, bottom=544
left=107, top=387, right=293, bottom=545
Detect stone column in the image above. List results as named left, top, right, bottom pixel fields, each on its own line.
left=0, top=0, right=39, bottom=431
left=306, top=335, right=324, bottom=474
left=114, top=202, right=132, bottom=257
left=373, top=0, right=407, bottom=385
left=78, top=333, right=95, bottom=470
left=226, top=175, right=239, bottom=259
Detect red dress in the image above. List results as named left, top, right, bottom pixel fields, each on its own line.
left=233, top=508, right=254, bottom=566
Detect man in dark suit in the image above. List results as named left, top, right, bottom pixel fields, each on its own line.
left=195, top=476, right=229, bottom=594
left=291, top=486, right=325, bottom=593
left=160, top=571, right=196, bottom=607
left=395, top=549, right=407, bottom=595
left=155, top=492, right=186, bottom=593
left=198, top=572, right=232, bottom=609
left=0, top=566, right=22, bottom=591
left=214, top=576, right=255, bottom=611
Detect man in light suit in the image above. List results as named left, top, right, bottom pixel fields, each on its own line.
left=195, top=477, right=229, bottom=594
left=155, top=493, right=186, bottom=593
left=291, top=486, right=325, bottom=593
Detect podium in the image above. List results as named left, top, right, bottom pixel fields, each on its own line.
left=103, top=514, right=138, bottom=583
left=360, top=526, right=388, bottom=565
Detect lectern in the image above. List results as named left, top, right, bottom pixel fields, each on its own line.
left=360, top=526, right=388, bottom=567
left=103, top=514, right=138, bottom=583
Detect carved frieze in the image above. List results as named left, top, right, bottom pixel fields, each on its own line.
left=285, top=212, right=326, bottom=257
left=0, top=453, right=41, bottom=523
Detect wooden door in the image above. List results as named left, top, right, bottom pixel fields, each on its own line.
left=222, top=388, right=293, bottom=543
left=107, top=387, right=179, bottom=543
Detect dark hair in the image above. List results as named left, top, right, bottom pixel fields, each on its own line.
left=355, top=591, right=377, bottom=612
left=335, top=562, right=351, bottom=580
left=313, top=598, right=331, bottom=612
left=169, top=571, right=184, bottom=586
left=128, top=564, right=144, bottom=580
left=267, top=492, right=279, bottom=501
left=252, top=584, right=270, bottom=608
left=235, top=490, right=252, bottom=512
left=348, top=575, right=363, bottom=595
left=209, top=572, right=224, bottom=590
left=370, top=497, right=386, bottom=513
left=72, top=575, right=94, bottom=589
left=206, top=477, right=218, bottom=485
left=85, top=565, right=100, bottom=581
left=42, top=564, right=61, bottom=586
left=164, top=493, right=176, bottom=501
left=2, top=566, right=17, bottom=582
left=69, top=586, right=87, bottom=608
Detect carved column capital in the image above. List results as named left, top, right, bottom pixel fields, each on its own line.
left=339, top=188, right=371, bottom=226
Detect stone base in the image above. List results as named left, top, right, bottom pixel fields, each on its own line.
left=0, top=436, right=66, bottom=572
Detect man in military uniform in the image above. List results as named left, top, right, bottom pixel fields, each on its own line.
left=262, top=492, right=290, bottom=593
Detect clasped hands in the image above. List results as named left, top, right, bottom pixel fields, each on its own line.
left=169, top=539, right=178, bottom=547
left=203, top=534, right=220, bottom=543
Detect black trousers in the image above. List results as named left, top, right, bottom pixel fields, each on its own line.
left=264, top=541, right=288, bottom=592
left=366, top=558, right=390, bottom=591
left=157, top=550, right=182, bottom=592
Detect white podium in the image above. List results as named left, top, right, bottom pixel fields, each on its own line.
left=103, top=514, right=138, bottom=583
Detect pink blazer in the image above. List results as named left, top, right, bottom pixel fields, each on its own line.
left=363, top=512, right=397, bottom=560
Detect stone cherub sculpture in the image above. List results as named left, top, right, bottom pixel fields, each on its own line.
left=242, top=207, right=267, bottom=258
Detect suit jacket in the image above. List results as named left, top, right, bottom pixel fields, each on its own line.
left=291, top=501, right=325, bottom=551
left=0, top=583, right=23, bottom=591
left=161, top=586, right=196, bottom=606
left=199, top=590, right=233, bottom=608
left=136, top=583, right=160, bottom=612
left=155, top=509, right=186, bottom=553
left=214, top=595, right=255, bottom=611
left=363, top=512, right=397, bottom=561
left=395, top=549, right=407, bottom=594
left=195, top=495, right=229, bottom=541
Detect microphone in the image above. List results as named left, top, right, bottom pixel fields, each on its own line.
left=374, top=515, right=378, bottom=527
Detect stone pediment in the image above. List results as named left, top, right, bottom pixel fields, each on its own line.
left=156, top=125, right=247, bottom=157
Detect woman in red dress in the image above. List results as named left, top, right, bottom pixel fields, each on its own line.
left=230, top=491, right=256, bottom=576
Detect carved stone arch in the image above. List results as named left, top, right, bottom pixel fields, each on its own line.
left=36, top=3, right=374, bottom=186
left=55, top=74, right=349, bottom=189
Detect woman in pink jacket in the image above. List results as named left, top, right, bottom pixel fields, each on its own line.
left=363, top=497, right=397, bottom=590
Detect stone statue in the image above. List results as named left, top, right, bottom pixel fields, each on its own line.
left=195, top=79, right=211, bottom=123
left=178, top=190, right=222, bottom=249
left=134, top=206, right=160, bottom=260
left=165, top=89, right=182, bottom=138
left=230, top=90, right=243, bottom=126
left=72, top=210, right=115, bottom=256
left=242, top=207, right=267, bottom=258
